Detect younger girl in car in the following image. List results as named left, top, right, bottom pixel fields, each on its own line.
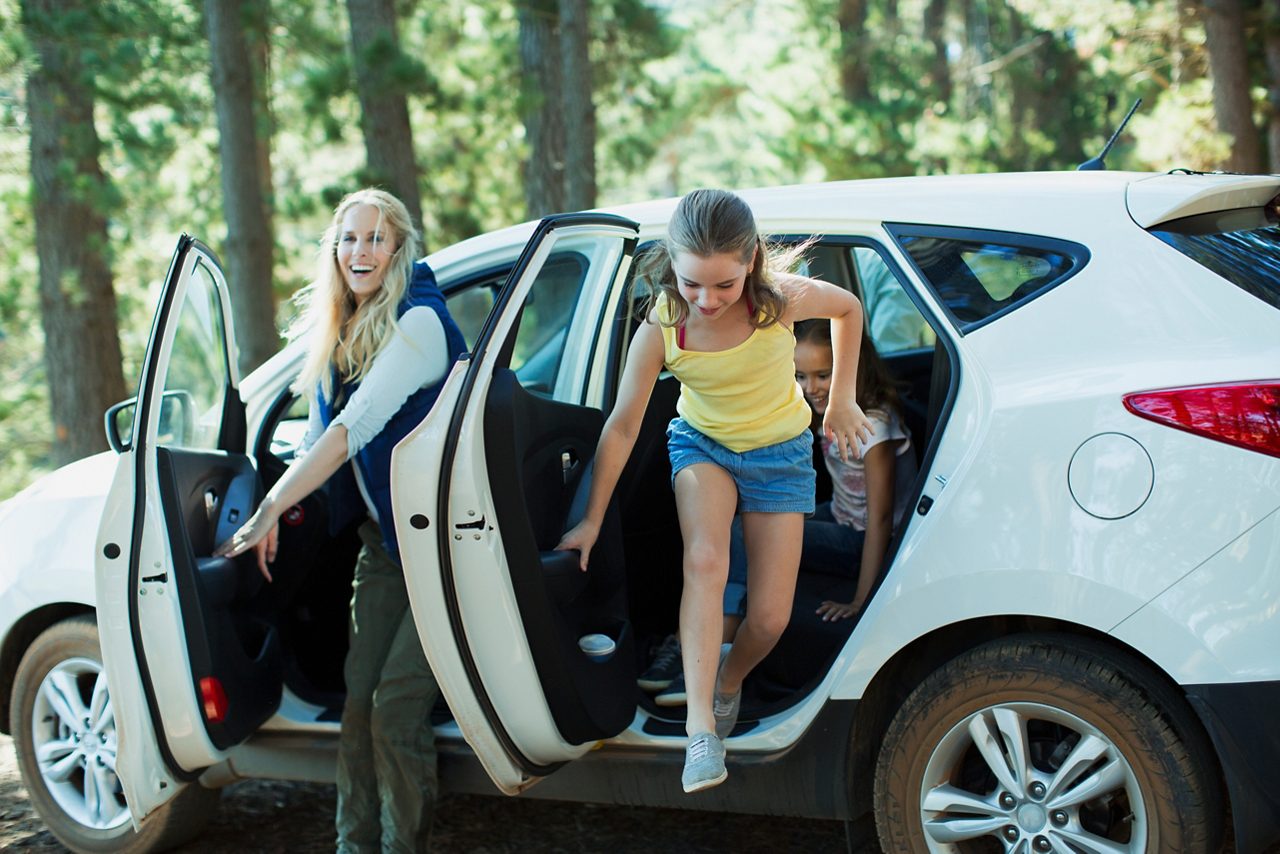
left=724, top=320, right=918, bottom=627
left=216, top=189, right=466, bottom=851
left=556, top=189, right=871, bottom=793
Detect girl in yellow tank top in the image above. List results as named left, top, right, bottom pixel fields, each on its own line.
left=556, top=189, right=872, bottom=793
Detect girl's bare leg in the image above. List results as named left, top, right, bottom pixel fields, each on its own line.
left=719, top=511, right=804, bottom=694
left=673, top=463, right=739, bottom=737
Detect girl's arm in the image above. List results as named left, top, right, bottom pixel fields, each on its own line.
left=783, top=276, right=872, bottom=459
left=555, top=318, right=666, bottom=570
left=817, top=441, right=896, bottom=621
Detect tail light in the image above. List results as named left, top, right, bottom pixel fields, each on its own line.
left=199, top=676, right=228, bottom=723
left=1123, top=382, right=1280, bottom=458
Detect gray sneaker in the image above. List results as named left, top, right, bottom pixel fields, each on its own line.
left=681, top=731, right=727, bottom=793
left=713, top=644, right=741, bottom=738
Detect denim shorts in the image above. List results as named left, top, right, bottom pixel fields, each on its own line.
left=666, top=417, right=815, bottom=514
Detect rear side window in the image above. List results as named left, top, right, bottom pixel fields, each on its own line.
left=1150, top=204, right=1280, bottom=311
left=887, top=225, right=1089, bottom=333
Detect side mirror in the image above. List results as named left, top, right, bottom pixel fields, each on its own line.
left=104, top=398, right=137, bottom=453
left=103, top=390, right=198, bottom=453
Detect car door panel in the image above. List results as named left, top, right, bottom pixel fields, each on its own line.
left=482, top=369, right=636, bottom=743
left=154, top=448, right=281, bottom=750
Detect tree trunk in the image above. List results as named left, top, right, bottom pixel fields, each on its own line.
left=836, top=0, right=872, bottom=105
left=1265, top=0, right=1280, bottom=171
left=21, top=0, right=127, bottom=465
left=206, top=0, right=279, bottom=375
left=518, top=0, right=566, bottom=218
left=924, top=0, right=951, bottom=107
left=245, top=0, right=275, bottom=232
left=559, top=0, right=596, bottom=211
left=1005, top=5, right=1032, bottom=168
left=1200, top=0, right=1264, bottom=172
left=346, top=0, right=423, bottom=233
left=882, top=0, right=901, bottom=41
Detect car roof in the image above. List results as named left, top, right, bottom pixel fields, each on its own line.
left=429, top=170, right=1280, bottom=274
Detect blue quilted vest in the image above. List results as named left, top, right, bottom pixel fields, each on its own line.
left=315, top=260, right=467, bottom=565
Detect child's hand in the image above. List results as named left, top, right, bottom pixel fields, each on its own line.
left=555, top=519, right=600, bottom=571
left=823, top=399, right=874, bottom=462
left=816, top=599, right=859, bottom=621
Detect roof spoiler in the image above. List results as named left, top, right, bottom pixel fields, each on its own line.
left=1127, top=173, right=1280, bottom=228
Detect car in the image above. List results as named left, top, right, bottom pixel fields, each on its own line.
left=2, top=170, right=1279, bottom=854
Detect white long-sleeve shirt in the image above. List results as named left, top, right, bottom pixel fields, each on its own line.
left=303, top=306, right=452, bottom=522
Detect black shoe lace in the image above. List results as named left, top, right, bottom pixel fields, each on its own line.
left=649, top=638, right=680, bottom=672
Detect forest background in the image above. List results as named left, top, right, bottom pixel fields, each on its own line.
left=0, top=0, right=1275, bottom=501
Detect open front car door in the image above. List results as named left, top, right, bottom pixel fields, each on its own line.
left=95, top=237, right=282, bottom=824
left=393, top=214, right=641, bottom=794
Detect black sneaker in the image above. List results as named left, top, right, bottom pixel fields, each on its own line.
left=637, top=634, right=682, bottom=691
left=654, top=671, right=687, bottom=706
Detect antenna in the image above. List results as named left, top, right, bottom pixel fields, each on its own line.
left=1077, top=98, right=1142, bottom=171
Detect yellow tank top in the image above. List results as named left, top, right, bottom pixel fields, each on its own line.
left=657, top=294, right=811, bottom=452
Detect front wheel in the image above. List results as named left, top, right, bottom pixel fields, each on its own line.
left=11, top=615, right=219, bottom=853
left=874, top=634, right=1223, bottom=853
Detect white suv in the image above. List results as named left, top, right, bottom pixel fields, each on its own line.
left=2, top=171, right=1278, bottom=853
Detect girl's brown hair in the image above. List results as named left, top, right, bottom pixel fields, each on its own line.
left=633, top=188, right=805, bottom=328
left=794, top=318, right=901, bottom=415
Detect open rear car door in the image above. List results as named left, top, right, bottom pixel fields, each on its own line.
left=393, top=214, right=641, bottom=793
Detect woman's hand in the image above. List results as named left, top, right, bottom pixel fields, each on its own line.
left=823, top=398, right=874, bottom=462
left=214, top=505, right=280, bottom=582
left=555, top=518, right=600, bottom=572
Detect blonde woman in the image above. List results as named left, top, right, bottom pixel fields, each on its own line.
left=217, top=189, right=466, bottom=851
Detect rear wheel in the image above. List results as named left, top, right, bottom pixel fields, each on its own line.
left=874, top=634, right=1223, bottom=853
left=11, top=615, right=220, bottom=853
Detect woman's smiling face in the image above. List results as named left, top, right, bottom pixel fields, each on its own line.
left=336, top=203, right=398, bottom=305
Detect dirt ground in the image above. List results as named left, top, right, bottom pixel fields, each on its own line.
left=0, top=734, right=877, bottom=852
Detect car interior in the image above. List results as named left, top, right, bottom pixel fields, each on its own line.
left=602, top=242, right=946, bottom=734
left=178, top=236, right=951, bottom=748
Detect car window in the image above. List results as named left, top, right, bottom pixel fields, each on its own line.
left=1149, top=204, right=1280, bottom=311
left=446, top=283, right=497, bottom=348
left=508, top=251, right=591, bottom=399
left=849, top=246, right=935, bottom=354
left=888, top=225, right=1088, bottom=333
left=160, top=258, right=229, bottom=450
left=269, top=394, right=310, bottom=461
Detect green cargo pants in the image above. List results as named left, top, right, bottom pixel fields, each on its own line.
left=336, top=521, right=440, bottom=853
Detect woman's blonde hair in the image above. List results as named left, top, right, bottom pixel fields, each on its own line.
left=291, top=189, right=420, bottom=401
left=634, top=188, right=805, bottom=328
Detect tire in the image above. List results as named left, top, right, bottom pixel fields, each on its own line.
left=11, top=614, right=220, bottom=853
left=874, top=633, right=1223, bottom=854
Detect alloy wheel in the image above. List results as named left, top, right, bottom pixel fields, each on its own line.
left=30, top=655, right=130, bottom=831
